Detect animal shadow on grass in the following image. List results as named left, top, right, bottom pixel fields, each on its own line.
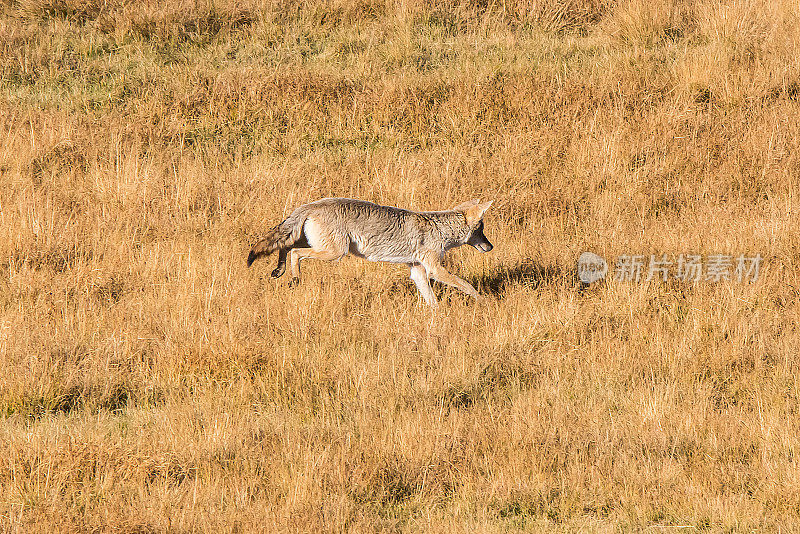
left=470, top=261, right=583, bottom=298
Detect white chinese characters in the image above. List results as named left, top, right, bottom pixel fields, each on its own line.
left=578, top=253, right=762, bottom=283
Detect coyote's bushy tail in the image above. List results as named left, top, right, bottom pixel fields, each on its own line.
left=246, top=214, right=305, bottom=267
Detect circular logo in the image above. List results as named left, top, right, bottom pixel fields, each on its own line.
left=577, top=252, right=607, bottom=283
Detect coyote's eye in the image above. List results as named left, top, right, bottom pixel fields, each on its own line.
left=474, top=220, right=484, bottom=233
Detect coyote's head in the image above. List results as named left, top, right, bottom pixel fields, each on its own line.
left=453, top=199, right=493, bottom=253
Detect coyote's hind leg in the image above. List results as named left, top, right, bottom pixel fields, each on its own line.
left=288, top=246, right=346, bottom=287
left=272, top=249, right=288, bottom=278
left=287, top=218, right=349, bottom=287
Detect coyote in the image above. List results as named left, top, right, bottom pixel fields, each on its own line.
left=247, top=198, right=493, bottom=307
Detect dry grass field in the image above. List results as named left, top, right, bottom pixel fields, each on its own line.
left=2, top=0, right=800, bottom=531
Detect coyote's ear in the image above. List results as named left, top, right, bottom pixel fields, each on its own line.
left=451, top=199, right=481, bottom=211
left=463, top=200, right=493, bottom=226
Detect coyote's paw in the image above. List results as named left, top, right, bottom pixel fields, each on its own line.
left=271, top=266, right=285, bottom=278
left=288, top=277, right=300, bottom=288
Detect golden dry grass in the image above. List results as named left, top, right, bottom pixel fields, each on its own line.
left=2, top=0, right=800, bottom=531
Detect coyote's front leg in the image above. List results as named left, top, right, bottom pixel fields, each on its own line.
left=409, top=263, right=438, bottom=307
left=420, top=256, right=480, bottom=300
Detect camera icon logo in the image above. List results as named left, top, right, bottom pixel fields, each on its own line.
left=577, top=252, right=607, bottom=284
